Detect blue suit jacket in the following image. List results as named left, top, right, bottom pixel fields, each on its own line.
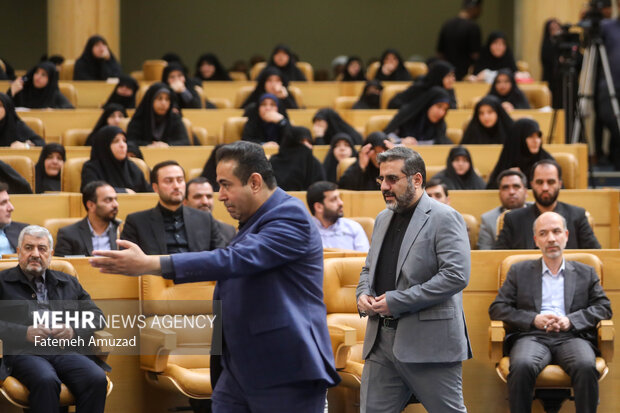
left=170, top=188, right=340, bottom=390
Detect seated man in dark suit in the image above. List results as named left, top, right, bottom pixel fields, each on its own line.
left=0, top=181, right=28, bottom=255
left=183, top=177, right=236, bottom=245
left=489, top=212, right=612, bottom=412
left=55, top=181, right=121, bottom=256
left=0, top=225, right=109, bottom=412
left=121, top=161, right=225, bottom=254
left=494, top=159, right=600, bottom=249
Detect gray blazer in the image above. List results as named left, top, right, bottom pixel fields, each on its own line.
left=356, top=192, right=472, bottom=363
left=477, top=206, right=503, bottom=250
left=55, top=217, right=121, bottom=257
left=488, top=259, right=612, bottom=352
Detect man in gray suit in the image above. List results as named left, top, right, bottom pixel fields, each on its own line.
left=489, top=212, right=612, bottom=413
left=477, top=169, right=528, bottom=249
left=356, top=146, right=472, bottom=413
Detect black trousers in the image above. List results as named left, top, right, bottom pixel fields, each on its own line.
left=7, top=354, right=107, bottom=413
left=507, top=332, right=599, bottom=413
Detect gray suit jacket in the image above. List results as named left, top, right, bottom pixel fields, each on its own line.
left=4, top=221, right=28, bottom=251
left=356, top=192, right=472, bottom=363
left=488, top=259, right=612, bottom=352
left=54, top=217, right=121, bottom=257
left=477, top=206, right=503, bottom=250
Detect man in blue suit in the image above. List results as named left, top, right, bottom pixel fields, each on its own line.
left=90, top=141, right=340, bottom=412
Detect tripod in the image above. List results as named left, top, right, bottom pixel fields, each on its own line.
left=570, top=34, right=620, bottom=145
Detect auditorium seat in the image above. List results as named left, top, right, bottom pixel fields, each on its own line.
left=365, top=61, right=427, bottom=81
left=489, top=253, right=614, bottom=412
left=61, top=157, right=149, bottom=192
left=62, top=128, right=91, bottom=146
left=142, top=60, right=167, bottom=81
left=461, top=213, right=479, bottom=250
left=380, top=84, right=409, bottom=109
left=58, top=82, right=78, bottom=107
left=43, top=217, right=82, bottom=245
left=188, top=168, right=202, bottom=180
left=336, top=157, right=357, bottom=181
left=192, top=126, right=210, bottom=145
left=59, top=59, right=75, bottom=81
left=20, top=117, right=45, bottom=139
left=349, top=216, right=375, bottom=242
left=333, top=96, right=357, bottom=110
left=0, top=260, right=113, bottom=409
left=139, top=274, right=215, bottom=401
left=228, top=71, right=248, bottom=81
left=0, top=156, right=35, bottom=190
left=249, top=61, right=314, bottom=81
left=233, top=85, right=304, bottom=109
left=221, top=117, right=248, bottom=144
left=364, top=115, right=392, bottom=135
left=520, top=84, right=551, bottom=108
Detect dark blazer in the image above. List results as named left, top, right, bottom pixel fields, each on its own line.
left=215, top=219, right=236, bottom=245
left=4, top=221, right=28, bottom=251
left=168, top=188, right=340, bottom=391
left=0, top=266, right=109, bottom=379
left=121, top=205, right=225, bottom=255
left=494, top=202, right=601, bottom=250
left=488, top=258, right=612, bottom=352
left=54, top=217, right=121, bottom=257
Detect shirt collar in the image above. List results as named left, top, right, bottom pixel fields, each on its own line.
left=22, top=267, right=46, bottom=285
left=87, top=217, right=111, bottom=236
left=542, top=258, right=565, bottom=277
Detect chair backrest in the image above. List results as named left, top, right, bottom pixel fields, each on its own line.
left=181, top=117, right=193, bottom=142
left=323, top=257, right=367, bottom=314
left=43, top=217, right=82, bottom=246
left=209, top=97, right=232, bottom=109
left=118, top=117, right=130, bottom=132
left=58, top=82, right=78, bottom=107
left=140, top=274, right=216, bottom=315
left=499, top=253, right=603, bottom=287
left=553, top=152, right=578, bottom=189
left=62, top=128, right=91, bottom=146
left=233, top=86, right=255, bottom=108
left=333, top=96, right=357, bottom=110
left=249, top=62, right=267, bottom=81
left=496, top=210, right=508, bottom=237
left=222, top=117, right=248, bottom=144
left=365, top=62, right=380, bottom=80
left=129, top=157, right=151, bottom=183
left=461, top=213, right=479, bottom=250
left=229, top=71, right=248, bottom=81
left=520, top=84, right=551, bottom=108
left=446, top=128, right=463, bottom=144
left=0, top=156, right=35, bottom=190
left=288, top=86, right=304, bottom=108
left=188, top=168, right=202, bottom=181
left=365, top=115, right=392, bottom=135
left=134, top=84, right=151, bottom=107
left=192, top=126, right=209, bottom=145
left=336, top=157, right=357, bottom=181
left=129, top=70, right=144, bottom=81
left=425, top=165, right=443, bottom=181
left=21, top=117, right=45, bottom=138
left=61, top=157, right=88, bottom=192
left=249, top=61, right=314, bottom=81
left=59, top=59, right=75, bottom=81
left=142, top=60, right=167, bottom=81
left=0, top=259, right=78, bottom=278
left=380, top=84, right=409, bottom=109
left=349, top=216, right=375, bottom=242
left=404, top=61, right=428, bottom=79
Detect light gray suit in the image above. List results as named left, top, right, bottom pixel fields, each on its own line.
left=477, top=206, right=503, bottom=250
left=356, top=192, right=472, bottom=413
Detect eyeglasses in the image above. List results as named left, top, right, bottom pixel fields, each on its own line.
left=376, top=174, right=409, bottom=186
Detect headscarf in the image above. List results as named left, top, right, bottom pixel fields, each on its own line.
left=83, top=125, right=150, bottom=192
left=195, top=53, right=231, bottom=81
left=323, top=133, right=358, bottom=183
left=388, top=60, right=457, bottom=109
left=35, top=143, right=65, bottom=193
left=312, top=108, right=363, bottom=145
left=270, top=126, right=325, bottom=190
left=267, top=44, right=307, bottom=81
left=73, top=35, right=122, bottom=80
left=488, top=69, right=531, bottom=109
left=352, top=80, right=383, bottom=110
left=342, top=56, right=366, bottom=81
left=126, top=82, right=190, bottom=146
left=0, top=93, right=43, bottom=146
left=375, top=49, right=412, bottom=81
left=384, top=86, right=452, bottom=144
left=161, top=62, right=202, bottom=109
left=473, top=31, right=518, bottom=75
left=10, top=61, right=71, bottom=109
left=104, top=75, right=139, bottom=109
left=461, top=95, right=514, bottom=145
left=0, top=160, right=32, bottom=194
left=241, top=93, right=290, bottom=145
left=0, top=57, right=15, bottom=80
left=486, top=118, right=554, bottom=188
left=200, top=144, right=225, bottom=191
left=86, top=103, right=128, bottom=146
left=242, top=67, right=298, bottom=109
left=433, top=146, right=486, bottom=190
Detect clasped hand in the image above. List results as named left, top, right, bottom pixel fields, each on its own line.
left=533, top=313, right=571, bottom=333
left=357, top=294, right=391, bottom=316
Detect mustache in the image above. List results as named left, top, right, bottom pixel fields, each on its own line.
left=382, top=190, right=395, bottom=197
left=28, top=257, right=43, bottom=264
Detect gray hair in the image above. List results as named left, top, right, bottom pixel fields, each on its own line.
left=532, top=212, right=567, bottom=234
left=376, top=146, right=427, bottom=186
left=18, top=225, right=53, bottom=250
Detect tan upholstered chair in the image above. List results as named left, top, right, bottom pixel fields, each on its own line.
left=249, top=61, right=314, bottom=81
left=58, top=82, right=78, bottom=107
left=188, top=168, right=203, bottom=181
left=139, top=274, right=216, bottom=399
left=233, top=84, right=304, bottom=108
left=380, top=84, right=408, bottom=109
left=62, top=128, right=91, bottom=146
left=553, top=152, right=578, bottom=189
left=228, top=71, right=248, bottom=81
left=192, top=126, right=209, bottom=145
left=61, top=157, right=149, bottom=192
left=0, top=156, right=35, bottom=190
left=446, top=128, right=463, bottom=144
left=425, top=165, right=443, bottom=181
left=489, top=253, right=614, bottom=412
left=461, top=213, right=479, bottom=250
left=349, top=217, right=375, bottom=243
left=142, top=60, right=167, bottom=81
left=333, top=96, right=357, bottom=110
left=221, top=117, right=248, bottom=144
left=21, top=117, right=45, bottom=139
left=43, top=217, right=82, bottom=246
left=404, top=62, right=428, bottom=79
left=59, top=59, right=75, bottom=81
left=520, top=84, right=552, bottom=108
left=0, top=260, right=113, bottom=408
left=336, top=157, right=357, bottom=181
left=364, top=115, right=392, bottom=135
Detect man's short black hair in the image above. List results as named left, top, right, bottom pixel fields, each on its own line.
left=306, top=181, right=338, bottom=215
left=0, top=182, right=8, bottom=193
left=496, top=169, right=527, bottom=187
left=216, top=141, right=277, bottom=189
left=426, top=178, right=449, bottom=197
left=82, top=180, right=110, bottom=209
left=530, top=159, right=562, bottom=182
left=185, top=176, right=210, bottom=199
left=150, top=160, right=185, bottom=184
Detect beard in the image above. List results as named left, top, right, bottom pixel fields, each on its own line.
left=383, top=179, right=416, bottom=213
left=322, top=207, right=343, bottom=225
left=533, top=187, right=559, bottom=207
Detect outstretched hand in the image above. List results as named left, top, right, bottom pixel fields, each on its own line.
left=89, top=239, right=162, bottom=276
